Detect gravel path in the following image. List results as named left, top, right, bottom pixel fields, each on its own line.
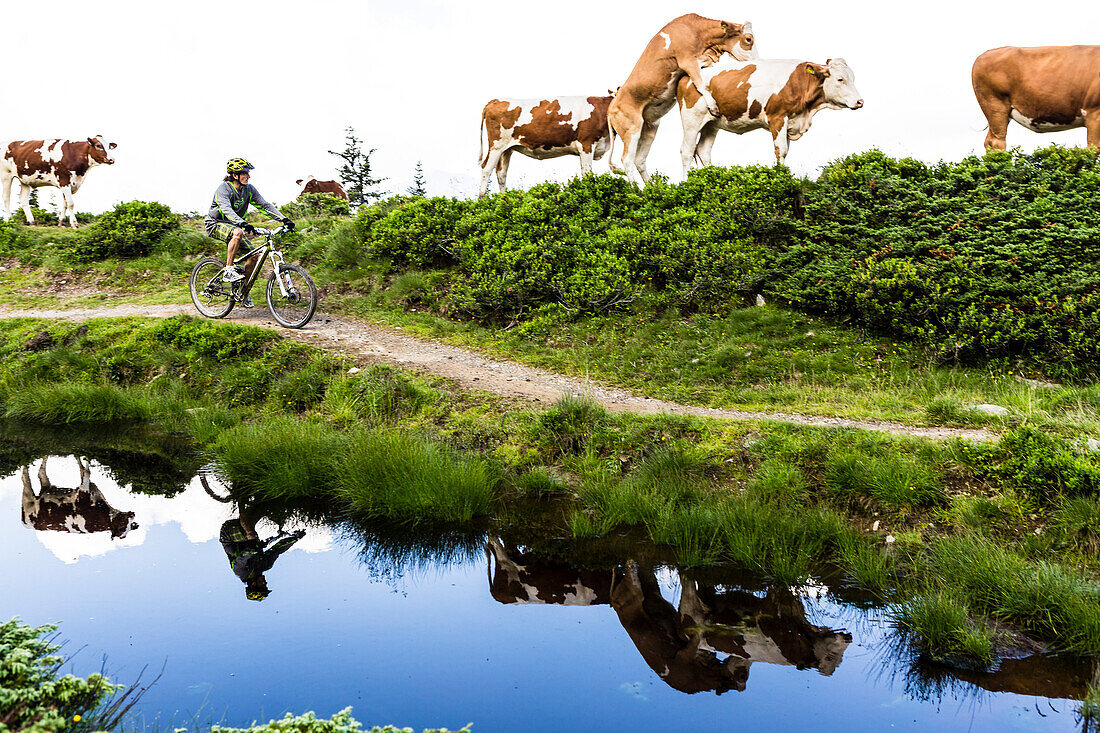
left=0, top=303, right=996, bottom=442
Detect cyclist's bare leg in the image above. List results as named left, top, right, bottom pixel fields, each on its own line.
left=226, top=227, right=246, bottom=268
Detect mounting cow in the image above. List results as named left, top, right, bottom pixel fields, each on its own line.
left=0, top=136, right=117, bottom=227
left=485, top=540, right=851, bottom=694
left=609, top=14, right=756, bottom=183
left=678, top=57, right=863, bottom=173
left=21, top=456, right=137, bottom=539
left=296, top=176, right=348, bottom=200
left=972, top=46, right=1100, bottom=149
left=478, top=95, right=614, bottom=198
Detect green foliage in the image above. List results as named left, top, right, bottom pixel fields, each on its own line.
left=961, top=426, right=1100, bottom=504
left=281, top=193, right=351, bottom=219
left=73, top=201, right=180, bottom=261
left=329, top=126, right=387, bottom=208
left=536, top=395, right=609, bottom=456
left=353, top=169, right=798, bottom=320
left=892, top=592, right=996, bottom=667
left=210, top=708, right=471, bottom=733
left=778, top=147, right=1100, bottom=377
left=916, top=533, right=1100, bottom=653
left=0, top=619, right=124, bottom=733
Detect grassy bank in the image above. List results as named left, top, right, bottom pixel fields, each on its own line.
left=3, top=316, right=1100, bottom=667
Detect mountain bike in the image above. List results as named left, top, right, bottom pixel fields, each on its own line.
left=189, top=224, right=318, bottom=329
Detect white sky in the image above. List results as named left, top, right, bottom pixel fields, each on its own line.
left=4, top=1, right=1094, bottom=215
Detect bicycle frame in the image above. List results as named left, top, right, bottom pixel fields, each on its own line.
left=213, top=225, right=296, bottom=301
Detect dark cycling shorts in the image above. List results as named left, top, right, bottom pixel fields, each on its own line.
left=205, top=220, right=241, bottom=244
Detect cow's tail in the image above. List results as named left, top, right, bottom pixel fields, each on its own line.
left=478, top=111, right=486, bottom=167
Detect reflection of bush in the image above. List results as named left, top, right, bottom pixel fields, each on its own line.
left=0, top=423, right=200, bottom=497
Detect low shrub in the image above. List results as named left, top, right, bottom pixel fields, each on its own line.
left=211, top=708, right=471, bottom=733
left=281, top=192, right=351, bottom=219
left=0, top=619, right=133, bottom=733
left=72, top=201, right=180, bottom=261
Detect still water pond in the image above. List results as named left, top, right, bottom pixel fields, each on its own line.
left=0, top=431, right=1094, bottom=732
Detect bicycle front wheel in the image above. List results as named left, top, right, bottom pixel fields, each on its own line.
left=190, top=257, right=235, bottom=319
left=266, top=263, right=317, bottom=328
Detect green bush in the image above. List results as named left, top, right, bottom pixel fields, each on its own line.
left=72, top=201, right=180, bottom=261
left=281, top=192, right=351, bottom=219
left=0, top=619, right=127, bottom=733
left=211, top=708, right=471, bottom=733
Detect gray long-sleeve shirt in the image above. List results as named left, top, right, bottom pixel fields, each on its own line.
left=205, top=181, right=284, bottom=226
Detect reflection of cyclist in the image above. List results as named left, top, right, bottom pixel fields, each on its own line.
left=204, top=158, right=295, bottom=308
left=219, top=504, right=304, bottom=601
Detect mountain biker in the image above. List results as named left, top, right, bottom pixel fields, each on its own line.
left=205, top=157, right=295, bottom=307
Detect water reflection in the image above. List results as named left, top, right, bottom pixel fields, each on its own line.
left=205, top=476, right=306, bottom=602
left=486, top=538, right=852, bottom=695
left=3, top=426, right=1097, bottom=729
left=21, top=456, right=138, bottom=539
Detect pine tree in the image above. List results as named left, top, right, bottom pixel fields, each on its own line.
left=328, top=126, right=387, bottom=209
left=407, top=161, right=427, bottom=197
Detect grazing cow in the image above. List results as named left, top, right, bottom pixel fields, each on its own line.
left=608, top=14, right=756, bottom=184
left=295, top=176, right=349, bottom=200
left=678, top=57, right=863, bottom=173
left=478, top=95, right=614, bottom=198
left=21, top=456, right=137, bottom=539
left=0, top=136, right=117, bottom=227
left=972, top=46, right=1100, bottom=150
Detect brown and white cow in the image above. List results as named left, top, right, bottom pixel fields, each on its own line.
left=21, top=456, right=137, bottom=539
left=295, top=176, right=349, bottom=200
left=0, top=136, right=116, bottom=227
left=678, top=57, right=863, bottom=173
left=608, top=14, right=756, bottom=184
left=478, top=95, right=614, bottom=198
left=486, top=541, right=851, bottom=694
left=972, top=46, right=1100, bottom=150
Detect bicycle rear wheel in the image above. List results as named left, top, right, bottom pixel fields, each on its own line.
left=266, top=263, right=317, bottom=328
left=190, top=257, right=235, bottom=318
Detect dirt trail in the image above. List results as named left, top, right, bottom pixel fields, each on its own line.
left=0, top=303, right=995, bottom=442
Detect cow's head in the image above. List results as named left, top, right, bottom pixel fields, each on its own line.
left=719, top=20, right=756, bottom=62
left=110, top=510, right=138, bottom=539
left=819, top=59, right=864, bottom=110
left=86, top=135, right=117, bottom=165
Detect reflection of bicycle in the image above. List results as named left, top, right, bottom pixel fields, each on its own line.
left=189, top=224, right=317, bottom=329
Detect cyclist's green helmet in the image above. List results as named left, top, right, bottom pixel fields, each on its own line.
left=227, top=158, right=255, bottom=175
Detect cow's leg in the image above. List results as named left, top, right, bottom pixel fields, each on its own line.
left=1086, top=110, right=1100, bottom=149
left=0, top=173, right=12, bottom=221
left=634, top=121, right=660, bottom=184
left=77, top=456, right=90, bottom=491
left=609, top=105, right=644, bottom=184
left=479, top=145, right=508, bottom=198
left=495, top=149, right=513, bottom=192
left=974, top=91, right=1010, bottom=150
left=38, top=457, right=51, bottom=490
left=19, top=185, right=34, bottom=225
left=578, top=148, right=595, bottom=176
left=770, top=121, right=791, bottom=164
left=694, top=122, right=720, bottom=169
left=60, top=186, right=76, bottom=228
left=21, top=466, right=37, bottom=528
left=680, top=104, right=711, bottom=176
